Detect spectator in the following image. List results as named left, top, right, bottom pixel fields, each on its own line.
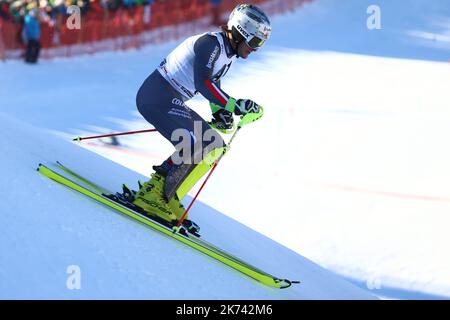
left=0, top=1, right=12, bottom=20
left=122, top=0, right=134, bottom=8
left=22, top=3, right=40, bottom=63
left=103, top=0, right=120, bottom=11
left=9, top=1, right=26, bottom=23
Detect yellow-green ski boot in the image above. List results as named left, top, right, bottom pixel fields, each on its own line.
left=132, top=173, right=177, bottom=224
left=168, top=194, right=187, bottom=221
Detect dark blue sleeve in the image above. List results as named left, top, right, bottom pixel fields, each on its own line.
left=193, top=34, right=231, bottom=108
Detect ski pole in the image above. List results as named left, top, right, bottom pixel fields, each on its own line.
left=73, top=129, right=157, bottom=142
left=174, top=128, right=240, bottom=231
left=174, top=107, right=264, bottom=231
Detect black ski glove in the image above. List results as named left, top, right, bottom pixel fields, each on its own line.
left=211, top=109, right=234, bottom=130
left=233, top=99, right=260, bottom=116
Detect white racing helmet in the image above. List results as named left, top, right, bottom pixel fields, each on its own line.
left=227, top=4, right=272, bottom=50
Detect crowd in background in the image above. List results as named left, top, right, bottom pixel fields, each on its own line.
left=0, top=0, right=223, bottom=23
left=0, top=0, right=225, bottom=63
left=1, top=1, right=87, bottom=23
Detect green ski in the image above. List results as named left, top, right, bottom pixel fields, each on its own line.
left=37, top=163, right=298, bottom=289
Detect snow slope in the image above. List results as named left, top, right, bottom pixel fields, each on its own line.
left=1, top=0, right=450, bottom=299
left=0, top=112, right=375, bottom=299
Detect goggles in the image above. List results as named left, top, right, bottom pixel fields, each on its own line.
left=246, top=36, right=266, bottom=50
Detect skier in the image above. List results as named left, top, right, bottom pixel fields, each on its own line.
left=133, top=4, right=271, bottom=231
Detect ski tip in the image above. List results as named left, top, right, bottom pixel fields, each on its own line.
left=277, top=278, right=301, bottom=289
left=73, top=136, right=82, bottom=142
left=36, top=163, right=43, bottom=171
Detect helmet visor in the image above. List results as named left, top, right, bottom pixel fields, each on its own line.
left=246, top=36, right=266, bottom=50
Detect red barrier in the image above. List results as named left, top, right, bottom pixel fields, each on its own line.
left=0, top=0, right=313, bottom=60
